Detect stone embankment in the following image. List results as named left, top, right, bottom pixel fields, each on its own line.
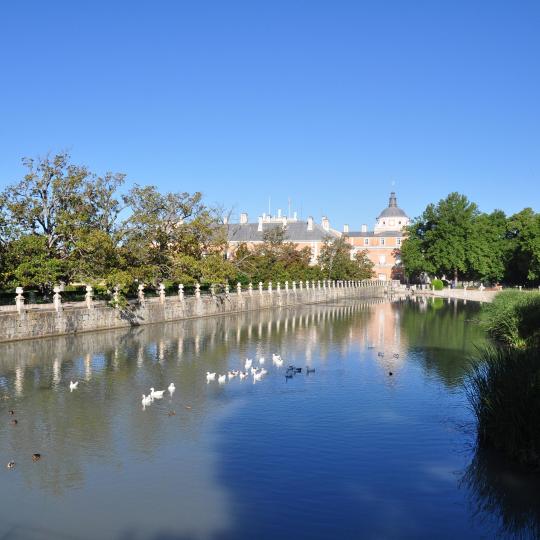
left=415, top=288, right=499, bottom=303
left=0, top=280, right=387, bottom=343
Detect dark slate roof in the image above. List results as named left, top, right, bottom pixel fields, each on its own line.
left=227, top=222, right=339, bottom=243
left=377, top=191, right=408, bottom=219
left=345, top=230, right=403, bottom=238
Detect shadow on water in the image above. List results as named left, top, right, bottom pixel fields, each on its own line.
left=461, top=447, right=540, bottom=539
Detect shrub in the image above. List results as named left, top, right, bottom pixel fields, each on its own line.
left=466, top=345, right=540, bottom=468
left=482, top=290, right=540, bottom=348
left=432, top=279, right=444, bottom=291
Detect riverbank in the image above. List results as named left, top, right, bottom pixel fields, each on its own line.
left=415, top=288, right=499, bottom=303
left=0, top=281, right=386, bottom=343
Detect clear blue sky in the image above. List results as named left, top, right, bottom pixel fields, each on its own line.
left=1, top=1, right=538, bottom=230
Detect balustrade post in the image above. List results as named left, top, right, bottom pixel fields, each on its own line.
left=317, top=280, right=321, bottom=289
left=285, top=281, right=289, bottom=294
left=277, top=282, right=281, bottom=295
left=237, top=282, right=242, bottom=296
left=259, top=282, right=263, bottom=295
left=159, top=283, right=166, bottom=304
left=292, top=281, right=296, bottom=292
left=299, top=280, right=303, bottom=290
left=113, top=285, right=120, bottom=308
left=138, top=284, right=145, bottom=305
left=225, top=283, right=230, bottom=297
left=311, top=280, right=315, bottom=289
left=178, top=284, right=184, bottom=301
left=53, top=286, right=62, bottom=312
left=248, top=282, right=253, bottom=296
left=268, top=281, right=273, bottom=294
left=210, top=284, right=216, bottom=298
left=85, top=285, right=94, bottom=309
left=195, top=283, right=201, bottom=300
left=15, top=287, right=24, bottom=313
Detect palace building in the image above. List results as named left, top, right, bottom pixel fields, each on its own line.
left=343, top=192, right=409, bottom=281
left=226, top=192, right=408, bottom=282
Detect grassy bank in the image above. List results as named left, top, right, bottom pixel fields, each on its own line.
left=482, top=290, right=540, bottom=348
left=467, top=290, right=540, bottom=468
left=467, top=346, right=540, bottom=468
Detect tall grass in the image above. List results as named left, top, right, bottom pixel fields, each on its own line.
left=466, top=345, right=540, bottom=468
left=482, top=290, right=540, bottom=348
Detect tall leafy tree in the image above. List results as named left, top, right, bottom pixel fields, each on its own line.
left=506, top=208, right=540, bottom=284
left=318, top=237, right=374, bottom=280
left=401, top=192, right=479, bottom=283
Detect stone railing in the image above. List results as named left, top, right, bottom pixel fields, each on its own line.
left=0, top=279, right=388, bottom=343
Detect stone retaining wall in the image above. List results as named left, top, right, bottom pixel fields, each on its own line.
left=0, top=281, right=387, bottom=343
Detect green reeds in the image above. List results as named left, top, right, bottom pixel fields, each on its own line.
left=466, top=345, right=540, bottom=468
left=482, top=290, right=540, bottom=348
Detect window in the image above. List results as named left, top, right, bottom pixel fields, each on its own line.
left=380, top=238, right=385, bottom=246
left=397, top=238, right=401, bottom=245
left=364, top=238, right=369, bottom=246
left=379, top=255, right=386, bottom=264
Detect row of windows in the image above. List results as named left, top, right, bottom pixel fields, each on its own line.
left=362, top=237, right=401, bottom=246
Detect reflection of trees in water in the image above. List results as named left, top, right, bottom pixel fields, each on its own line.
left=0, top=300, right=384, bottom=494
left=461, top=447, right=540, bottom=539
left=400, top=297, right=487, bottom=386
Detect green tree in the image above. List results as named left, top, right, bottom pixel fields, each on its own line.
left=318, top=237, right=374, bottom=280
left=467, top=210, right=508, bottom=283
left=401, top=192, right=479, bottom=283
left=505, top=208, right=540, bottom=285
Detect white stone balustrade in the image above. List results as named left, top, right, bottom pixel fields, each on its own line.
left=85, top=285, right=94, bottom=309
left=15, top=287, right=24, bottom=313
left=159, top=283, right=166, bottom=303
left=53, top=286, right=62, bottom=312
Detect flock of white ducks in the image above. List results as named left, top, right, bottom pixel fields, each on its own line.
left=207, top=354, right=285, bottom=385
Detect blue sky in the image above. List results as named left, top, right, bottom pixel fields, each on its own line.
left=1, top=1, right=538, bottom=230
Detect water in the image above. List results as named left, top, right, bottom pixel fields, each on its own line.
left=0, top=297, right=538, bottom=540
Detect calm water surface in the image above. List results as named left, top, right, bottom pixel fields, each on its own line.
left=1, top=297, right=539, bottom=540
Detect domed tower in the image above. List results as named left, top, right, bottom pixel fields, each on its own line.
left=374, top=192, right=409, bottom=233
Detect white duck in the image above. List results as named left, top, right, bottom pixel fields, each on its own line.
left=150, top=387, right=165, bottom=399
left=239, top=371, right=248, bottom=380
left=69, top=381, right=79, bottom=392
left=168, top=383, right=176, bottom=395
left=141, top=394, right=152, bottom=406
left=253, top=371, right=263, bottom=382
left=273, top=356, right=283, bottom=367
left=227, top=371, right=236, bottom=380
left=206, top=372, right=216, bottom=382
left=244, top=359, right=252, bottom=370
left=218, top=374, right=226, bottom=384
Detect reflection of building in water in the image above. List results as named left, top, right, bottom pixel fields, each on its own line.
left=347, top=301, right=408, bottom=373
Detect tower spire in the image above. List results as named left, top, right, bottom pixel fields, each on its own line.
left=388, top=192, right=397, bottom=208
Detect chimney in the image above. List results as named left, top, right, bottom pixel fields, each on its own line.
left=258, top=216, right=263, bottom=232
left=307, top=216, right=314, bottom=231
left=361, top=224, right=367, bottom=233
left=343, top=224, right=349, bottom=233
left=240, top=212, right=248, bottom=224
left=321, top=216, right=330, bottom=231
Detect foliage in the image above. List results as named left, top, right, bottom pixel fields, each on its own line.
left=401, top=192, right=479, bottom=282
left=505, top=208, right=540, bottom=284
left=466, top=345, right=540, bottom=468
left=482, top=290, right=540, bottom=348
left=402, top=193, right=540, bottom=286
left=432, top=278, right=444, bottom=291
left=318, top=237, right=374, bottom=281
left=231, top=226, right=319, bottom=284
